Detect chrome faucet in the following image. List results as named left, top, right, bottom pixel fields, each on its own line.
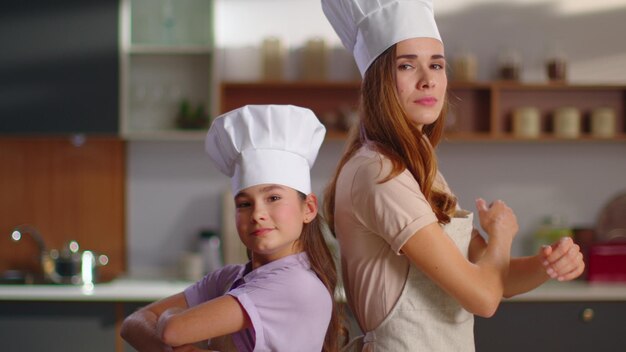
left=10, top=224, right=108, bottom=285
left=11, top=224, right=55, bottom=282
left=11, top=224, right=47, bottom=254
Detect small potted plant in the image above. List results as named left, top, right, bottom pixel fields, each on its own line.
left=176, top=99, right=210, bottom=129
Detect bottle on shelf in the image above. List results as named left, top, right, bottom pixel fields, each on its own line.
left=498, top=49, right=521, bottom=82
left=198, top=229, right=223, bottom=275
left=261, top=37, right=285, bottom=81
left=545, top=46, right=568, bottom=83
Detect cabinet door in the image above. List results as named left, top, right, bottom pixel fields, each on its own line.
left=475, top=301, right=626, bottom=351
left=121, top=0, right=215, bottom=139
left=0, top=1, right=118, bottom=134
left=0, top=301, right=118, bottom=351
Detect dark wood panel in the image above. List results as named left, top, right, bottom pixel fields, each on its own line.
left=0, top=136, right=125, bottom=281
left=220, top=81, right=361, bottom=116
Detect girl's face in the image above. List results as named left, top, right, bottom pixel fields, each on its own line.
left=394, top=37, right=447, bottom=128
left=234, top=184, right=317, bottom=266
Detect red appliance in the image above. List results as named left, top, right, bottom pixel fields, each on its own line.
left=587, top=242, right=626, bottom=282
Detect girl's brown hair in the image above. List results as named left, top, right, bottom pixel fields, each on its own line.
left=297, top=192, right=347, bottom=352
left=324, top=44, right=457, bottom=233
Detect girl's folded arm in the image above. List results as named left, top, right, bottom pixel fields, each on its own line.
left=121, top=293, right=189, bottom=351
left=158, top=295, right=250, bottom=347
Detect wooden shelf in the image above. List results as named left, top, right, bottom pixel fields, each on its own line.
left=220, top=81, right=361, bottom=115
left=221, top=81, right=626, bottom=142
left=121, top=130, right=207, bottom=141
left=129, top=45, right=213, bottom=55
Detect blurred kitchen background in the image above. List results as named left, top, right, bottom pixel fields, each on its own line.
left=1, top=0, right=626, bottom=351
left=129, top=0, right=626, bottom=275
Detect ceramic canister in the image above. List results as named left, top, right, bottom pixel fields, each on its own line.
left=453, top=54, right=477, bottom=82
left=513, top=106, right=541, bottom=138
left=591, top=107, right=616, bottom=138
left=553, top=107, right=581, bottom=138
left=300, top=38, right=327, bottom=80
left=261, top=37, right=285, bottom=80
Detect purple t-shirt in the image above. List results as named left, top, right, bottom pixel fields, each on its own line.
left=184, top=252, right=332, bottom=352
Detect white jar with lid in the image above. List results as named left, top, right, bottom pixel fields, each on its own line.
left=591, top=107, right=616, bottom=138
left=512, top=106, right=541, bottom=138
left=553, top=107, right=581, bottom=138
left=179, top=252, right=203, bottom=281
left=453, top=52, right=477, bottom=82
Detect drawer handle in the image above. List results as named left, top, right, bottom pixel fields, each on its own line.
left=581, top=308, right=594, bottom=323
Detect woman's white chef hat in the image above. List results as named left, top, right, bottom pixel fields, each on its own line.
left=321, top=0, right=441, bottom=76
left=205, top=105, right=326, bottom=195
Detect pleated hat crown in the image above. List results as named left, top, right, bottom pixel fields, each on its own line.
left=205, top=105, right=326, bottom=195
left=322, top=0, right=441, bottom=76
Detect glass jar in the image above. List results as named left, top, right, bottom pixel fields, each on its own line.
left=533, top=215, right=574, bottom=254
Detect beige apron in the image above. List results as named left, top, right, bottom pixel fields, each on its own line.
left=345, top=211, right=475, bottom=352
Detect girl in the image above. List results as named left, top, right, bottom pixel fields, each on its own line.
left=121, top=105, right=343, bottom=351
left=321, top=0, right=585, bottom=350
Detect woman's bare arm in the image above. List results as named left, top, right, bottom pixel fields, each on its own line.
left=402, top=199, right=517, bottom=317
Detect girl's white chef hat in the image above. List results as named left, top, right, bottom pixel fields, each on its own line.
left=205, top=104, right=326, bottom=195
left=321, top=0, right=441, bottom=77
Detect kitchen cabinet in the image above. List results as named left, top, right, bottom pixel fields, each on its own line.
left=120, top=0, right=215, bottom=140
left=474, top=301, right=626, bottom=351
left=220, top=81, right=626, bottom=142
left=0, top=301, right=149, bottom=352
left=0, top=301, right=122, bottom=351
left=2, top=280, right=625, bottom=351
left=0, top=278, right=190, bottom=352
left=0, top=1, right=119, bottom=134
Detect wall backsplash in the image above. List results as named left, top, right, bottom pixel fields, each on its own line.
left=215, top=0, right=626, bottom=83
left=127, top=139, right=626, bottom=276
left=0, top=137, right=125, bottom=282
left=128, top=0, right=626, bottom=276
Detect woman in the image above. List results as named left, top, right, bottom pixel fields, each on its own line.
left=321, top=0, right=584, bottom=350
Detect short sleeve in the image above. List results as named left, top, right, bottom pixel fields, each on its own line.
left=183, top=265, right=242, bottom=307
left=227, top=268, right=331, bottom=352
left=350, top=158, right=438, bottom=254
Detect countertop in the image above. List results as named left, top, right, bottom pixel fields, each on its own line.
left=504, top=280, right=626, bottom=302
left=0, top=278, right=625, bottom=303
left=0, top=277, right=193, bottom=302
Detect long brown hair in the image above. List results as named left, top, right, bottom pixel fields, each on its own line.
left=324, top=44, right=457, bottom=233
left=297, top=192, right=347, bottom=352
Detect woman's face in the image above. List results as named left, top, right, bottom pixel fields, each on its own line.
left=394, top=37, right=447, bottom=127
left=234, top=184, right=316, bottom=265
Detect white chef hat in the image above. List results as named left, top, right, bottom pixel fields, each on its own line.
left=322, top=0, right=441, bottom=76
left=205, top=105, right=326, bottom=195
